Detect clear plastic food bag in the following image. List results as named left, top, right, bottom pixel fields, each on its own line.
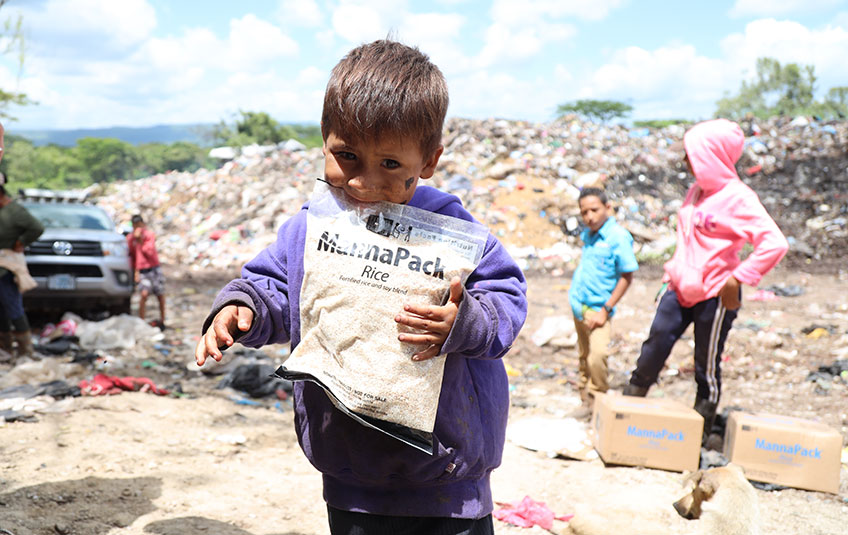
left=275, top=179, right=488, bottom=453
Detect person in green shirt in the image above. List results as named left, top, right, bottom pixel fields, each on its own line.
left=0, top=125, right=45, bottom=358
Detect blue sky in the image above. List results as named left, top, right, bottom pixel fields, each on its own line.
left=1, top=0, right=847, bottom=130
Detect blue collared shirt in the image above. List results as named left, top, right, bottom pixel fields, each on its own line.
left=569, top=217, right=639, bottom=320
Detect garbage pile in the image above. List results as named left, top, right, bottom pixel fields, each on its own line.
left=97, top=116, right=847, bottom=274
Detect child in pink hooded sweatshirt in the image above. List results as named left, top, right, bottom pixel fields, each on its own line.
left=623, top=118, right=788, bottom=446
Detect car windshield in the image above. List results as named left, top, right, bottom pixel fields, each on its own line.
left=22, top=203, right=115, bottom=231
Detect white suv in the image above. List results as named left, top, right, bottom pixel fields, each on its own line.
left=20, top=189, right=133, bottom=316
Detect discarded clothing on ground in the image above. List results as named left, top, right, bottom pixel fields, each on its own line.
left=493, top=495, right=573, bottom=530
left=79, top=374, right=170, bottom=396
left=0, top=380, right=80, bottom=399
left=216, top=363, right=293, bottom=399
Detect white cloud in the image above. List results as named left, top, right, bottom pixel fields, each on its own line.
left=331, top=4, right=386, bottom=43
left=226, top=14, right=299, bottom=68
left=586, top=45, right=727, bottom=99
left=491, top=0, right=627, bottom=24
left=476, top=1, right=582, bottom=68
left=449, top=69, right=569, bottom=121
left=296, top=66, right=328, bottom=87
left=398, top=12, right=465, bottom=46
left=720, top=19, right=848, bottom=91
left=143, top=28, right=223, bottom=73
left=729, top=0, right=842, bottom=18
left=277, top=0, right=324, bottom=27
left=16, top=0, right=157, bottom=59
left=396, top=13, right=470, bottom=73
left=8, top=9, right=304, bottom=128
left=578, top=17, right=848, bottom=120
left=579, top=45, right=730, bottom=120
left=476, top=21, right=575, bottom=67
left=553, top=64, right=573, bottom=84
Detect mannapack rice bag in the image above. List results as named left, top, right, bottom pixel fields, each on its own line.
left=275, top=179, right=488, bottom=453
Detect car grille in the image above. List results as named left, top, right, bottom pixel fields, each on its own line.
left=27, top=240, right=103, bottom=256
left=27, top=264, right=104, bottom=277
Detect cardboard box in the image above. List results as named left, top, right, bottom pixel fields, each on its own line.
left=724, top=411, right=843, bottom=494
left=591, top=393, right=702, bottom=472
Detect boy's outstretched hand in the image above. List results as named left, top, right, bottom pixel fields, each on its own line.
left=195, top=304, right=254, bottom=366
left=395, top=276, right=463, bottom=362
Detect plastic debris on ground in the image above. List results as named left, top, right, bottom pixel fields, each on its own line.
left=530, top=315, right=577, bottom=348
left=493, top=495, right=573, bottom=530
left=506, top=416, right=598, bottom=461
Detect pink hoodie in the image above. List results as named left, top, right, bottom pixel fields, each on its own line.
left=664, top=119, right=788, bottom=307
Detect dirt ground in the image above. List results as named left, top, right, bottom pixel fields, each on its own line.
left=1, top=263, right=846, bottom=535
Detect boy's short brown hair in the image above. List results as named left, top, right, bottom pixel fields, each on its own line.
left=321, top=39, right=449, bottom=157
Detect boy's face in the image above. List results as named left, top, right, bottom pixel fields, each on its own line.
left=579, top=195, right=609, bottom=233
left=322, top=132, right=443, bottom=205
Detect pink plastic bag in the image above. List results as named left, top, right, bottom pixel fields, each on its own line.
left=493, top=496, right=573, bottom=530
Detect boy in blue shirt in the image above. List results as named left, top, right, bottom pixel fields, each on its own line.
left=568, top=188, right=638, bottom=413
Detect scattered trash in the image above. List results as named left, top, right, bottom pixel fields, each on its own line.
left=762, top=284, right=805, bottom=297
left=217, top=363, right=293, bottom=399
left=504, top=362, right=522, bottom=377
left=809, top=359, right=848, bottom=381
left=530, top=316, right=577, bottom=347
left=493, top=496, right=573, bottom=530
left=213, top=433, right=246, bottom=445
left=748, top=289, right=778, bottom=302
left=805, top=328, right=831, bottom=339
left=506, top=416, right=597, bottom=461
left=79, top=374, right=170, bottom=396
left=95, top=116, right=847, bottom=277
left=750, top=481, right=789, bottom=491
left=75, top=314, right=164, bottom=350
left=699, top=449, right=729, bottom=470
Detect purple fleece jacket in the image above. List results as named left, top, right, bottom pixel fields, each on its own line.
left=203, top=185, right=528, bottom=519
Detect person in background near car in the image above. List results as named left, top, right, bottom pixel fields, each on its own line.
left=127, top=214, right=166, bottom=329
left=0, top=122, right=45, bottom=358
left=622, top=119, right=789, bottom=447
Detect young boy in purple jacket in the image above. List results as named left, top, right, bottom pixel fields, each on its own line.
left=195, top=39, right=527, bottom=535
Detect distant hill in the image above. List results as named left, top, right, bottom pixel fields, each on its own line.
left=14, top=124, right=213, bottom=147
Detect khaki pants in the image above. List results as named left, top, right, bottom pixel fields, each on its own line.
left=573, top=310, right=611, bottom=400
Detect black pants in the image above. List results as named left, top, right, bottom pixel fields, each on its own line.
left=0, top=271, right=26, bottom=331
left=629, top=289, right=738, bottom=404
left=327, top=506, right=495, bottom=535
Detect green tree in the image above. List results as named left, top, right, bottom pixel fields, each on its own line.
left=137, top=141, right=210, bottom=175
left=289, top=123, right=323, bottom=148
left=715, top=57, right=845, bottom=119
left=824, top=86, right=848, bottom=118
left=0, top=0, right=34, bottom=120
left=633, top=119, right=689, bottom=129
left=74, top=137, right=139, bottom=183
left=3, top=137, right=87, bottom=190
left=557, top=99, right=633, bottom=123
left=208, top=110, right=298, bottom=146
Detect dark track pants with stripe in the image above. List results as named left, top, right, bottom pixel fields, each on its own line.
left=629, top=289, right=738, bottom=404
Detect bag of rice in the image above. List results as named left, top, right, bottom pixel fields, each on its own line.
left=275, top=179, right=488, bottom=453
